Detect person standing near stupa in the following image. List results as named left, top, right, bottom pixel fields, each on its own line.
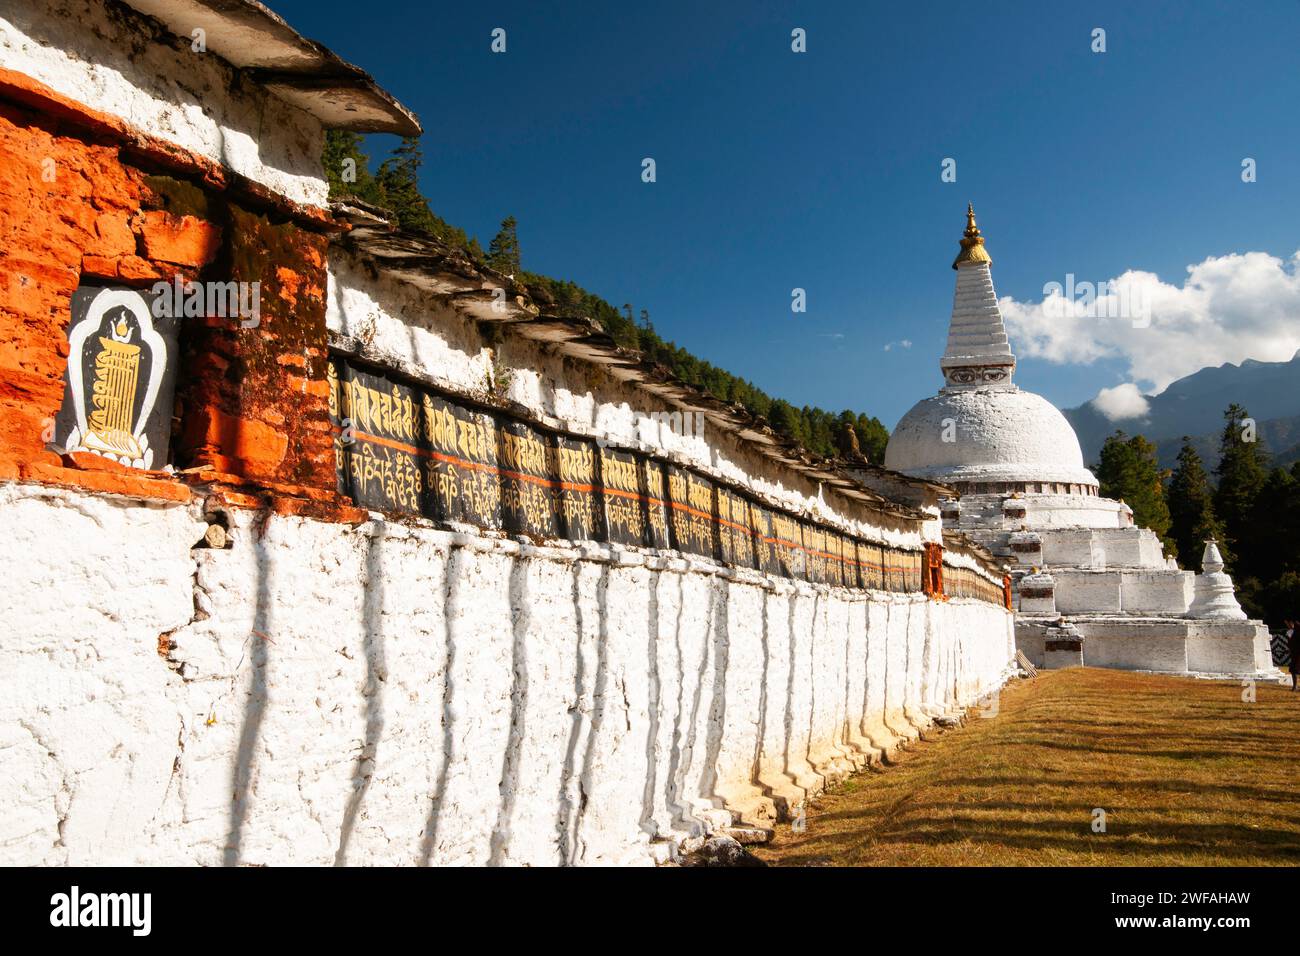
left=1288, top=620, right=1300, bottom=691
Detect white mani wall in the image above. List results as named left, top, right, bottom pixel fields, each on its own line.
left=0, top=482, right=1014, bottom=865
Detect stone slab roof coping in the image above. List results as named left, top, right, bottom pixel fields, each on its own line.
left=328, top=202, right=954, bottom=527
left=121, top=0, right=421, bottom=135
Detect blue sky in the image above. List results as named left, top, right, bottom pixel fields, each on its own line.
left=274, top=0, right=1300, bottom=428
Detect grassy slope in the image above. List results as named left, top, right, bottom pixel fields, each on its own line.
left=755, top=668, right=1300, bottom=866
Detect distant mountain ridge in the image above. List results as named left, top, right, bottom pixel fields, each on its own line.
left=1062, top=351, right=1300, bottom=473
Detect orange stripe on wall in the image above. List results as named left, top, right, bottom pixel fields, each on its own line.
left=333, top=425, right=924, bottom=572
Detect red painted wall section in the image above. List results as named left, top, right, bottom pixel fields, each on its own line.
left=174, top=204, right=339, bottom=502
left=0, top=80, right=361, bottom=522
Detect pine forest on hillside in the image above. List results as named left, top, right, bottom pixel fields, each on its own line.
left=323, top=132, right=890, bottom=463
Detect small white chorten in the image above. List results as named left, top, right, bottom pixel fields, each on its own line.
left=1043, top=618, right=1084, bottom=668
left=1019, top=570, right=1056, bottom=615
left=1189, top=540, right=1247, bottom=620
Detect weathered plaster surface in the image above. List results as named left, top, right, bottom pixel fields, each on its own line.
left=948, top=493, right=1133, bottom=533
left=0, top=482, right=1013, bottom=866
left=1, top=0, right=327, bottom=206
left=0, top=483, right=206, bottom=865
left=886, top=386, right=1098, bottom=487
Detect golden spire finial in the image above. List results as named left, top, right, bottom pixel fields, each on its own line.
left=952, top=202, right=992, bottom=270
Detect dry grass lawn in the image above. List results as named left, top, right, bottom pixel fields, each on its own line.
left=755, top=667, right=1300, bottom=866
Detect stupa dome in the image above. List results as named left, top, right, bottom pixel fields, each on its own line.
left=884, top=206, right=1099, bottom=494
left=885, top=386, right=1098, bottom=488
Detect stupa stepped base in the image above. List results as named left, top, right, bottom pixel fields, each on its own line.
left=1016, top=615, right=1280, bottom=678
left=948, top=520, right=1173, bottom=572
left=944, top=493, right=1135, bottom=534
left=1050, top=567, right=1192, bottom=615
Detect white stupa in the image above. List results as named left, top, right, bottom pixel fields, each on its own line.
left=884, top=207, right=1277, bottom=677
left=887, top=205, right=1098, bottom=495
left=1188, top=540, right=1247, bottom=620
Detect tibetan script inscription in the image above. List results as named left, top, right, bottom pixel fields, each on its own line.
left=327, top=356, right=997, bottom=602
left=601, top=446, right=646, bottom=547
left=555, top=435, right=603, bottom=542
left=642, top=459, right=672, bottom=551
left=498, top=419, right=560, bottom=538
left=716, top=486, right=753, bottom=570
left=666, top=465, right=716, bottom=560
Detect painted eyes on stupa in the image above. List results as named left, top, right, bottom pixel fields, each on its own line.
left=946, top=367, right=1008, bottom=385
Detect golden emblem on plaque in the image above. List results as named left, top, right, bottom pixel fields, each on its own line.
left=82, top=317, right=145, bottom=459
left=55, top=287, right=174, bottom=470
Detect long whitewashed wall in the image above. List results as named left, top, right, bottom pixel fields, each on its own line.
left=1, top=483, right=1013, bottom=866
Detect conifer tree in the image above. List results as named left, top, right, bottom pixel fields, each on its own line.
left=322, top=130, right=384, bottom=205
left=1238, top=465, right=1300, bottom=586
left=1095, top=431, right=1173, bottom=546
left=1214, top=403, right=1269, bottom=565
left=1166, top=438, right=1224, bottom=570
left=854, top=413, right=890, bottom=463
left=769, top=400, right=804, bottom=447
left=1095, top=431, right=1141, bottom=512
left=486, top=216, right=521, bottom=276
left=375, top=137, right=439, bottom=235
left=804, top=405, right=835, bottom=457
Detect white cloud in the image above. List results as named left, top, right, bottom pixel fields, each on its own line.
left=883, top=339, right=912, bottom=352
left=1092, top=383, right=1151, bottom=421
left=1000, top=251, right=1300, bottom=399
